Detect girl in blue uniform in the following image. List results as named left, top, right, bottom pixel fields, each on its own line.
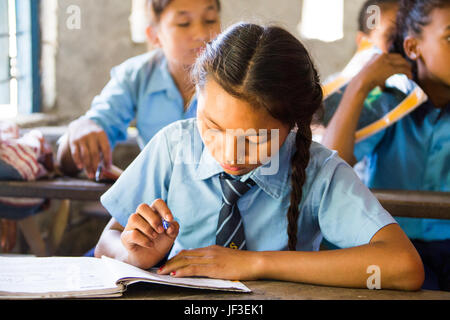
left=95, top=23, right=424, bottom=290
left=323, top=0, right=450, bottom=290
left=56, top=0, right=221, bottom=179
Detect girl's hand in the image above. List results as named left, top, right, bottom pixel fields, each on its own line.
left=121, top=199, right=179, bottom=269
left=157, top=245, right=261, bottom=280
left=354, top=53, right=413, bottom=93
left=67, top=118, right=112, bottom=179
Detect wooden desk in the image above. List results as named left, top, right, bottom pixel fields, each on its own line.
left=0, top=178, right=449, bottom=219
left=0, top=178, right=112, bottom=256
left=372, top=189, right=450, bottom=220
left=0, top=177, right=112, bottom=201
left=115, top=280, right=450, bottom=300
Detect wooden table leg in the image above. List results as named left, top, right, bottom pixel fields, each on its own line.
left=49, top=199, right=70, bottom=255
left=17, top=215, right=47, bottom=256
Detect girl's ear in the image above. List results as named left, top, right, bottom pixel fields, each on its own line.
left=403, top=36, right=420, bottom=60
left=146, top=25, right=161, bottom=48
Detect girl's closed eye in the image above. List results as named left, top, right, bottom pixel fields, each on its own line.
left=247, top=134, right=270, bottom=145
left=175, top=15, right=191, bottom=28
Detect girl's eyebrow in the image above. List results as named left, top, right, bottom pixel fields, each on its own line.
left=176, top=5, right=216, bottom=16
left=204, top=114, right=272, bottom=137
left=176, top=11, right=189, bottom=16
left=204, top=5, right=216, bottom=12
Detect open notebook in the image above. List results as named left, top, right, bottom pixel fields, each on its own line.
left=0, top=256, right=251, bottom=299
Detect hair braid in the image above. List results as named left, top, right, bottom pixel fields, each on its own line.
left=287, top=58, right=322, bottom=251
left=287, top=124, right=312, bottom=250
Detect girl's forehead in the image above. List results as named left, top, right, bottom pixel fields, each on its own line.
left=199, top=80, right=285, bottom=131
left=422, top=6, right=450, bottom=33
left=162, top=0, right=219, bottom=16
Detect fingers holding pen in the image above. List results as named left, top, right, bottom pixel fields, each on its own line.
left=122, top=201, right=179, bottom=252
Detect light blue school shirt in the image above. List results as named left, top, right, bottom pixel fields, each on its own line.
left=84, top=49, right=197, bottom=149
left=354, top=85, right=450, bottom=241
left=101, top=118, right=396, bottom=258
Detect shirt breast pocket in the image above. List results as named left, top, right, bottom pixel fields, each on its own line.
left=167, top=178, right=222, bottom=241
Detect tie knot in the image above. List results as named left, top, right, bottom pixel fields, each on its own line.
left=219, top=173, right=255, bottom=205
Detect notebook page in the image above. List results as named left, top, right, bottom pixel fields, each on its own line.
left=102, top=256, right=251, bottom=292
left=0, top=256, right=118, bottom=295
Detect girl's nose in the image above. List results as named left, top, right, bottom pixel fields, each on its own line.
left=192, top=22, right=211, bottom=43
left=224, top=134, right=238, bottom=164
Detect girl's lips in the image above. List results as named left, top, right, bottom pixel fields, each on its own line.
left=220, top=163, right=244, bottom=172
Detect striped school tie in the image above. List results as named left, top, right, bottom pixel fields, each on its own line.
left=216, top=172, right=255, bottom=250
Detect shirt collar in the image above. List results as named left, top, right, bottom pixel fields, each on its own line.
left=193, top=129, right=295, bottom=199
left=145, top=50, right=180, bottom=100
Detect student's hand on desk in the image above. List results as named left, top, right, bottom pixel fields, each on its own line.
left=158, top=245, right=261, bottom=280
left=354, top=53, right=413, bottom=93
left=67, top=118, right=112, bottom=179
left=121, top=200, right=179, bottom=269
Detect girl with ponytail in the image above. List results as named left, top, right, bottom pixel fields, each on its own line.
left=96, top=23, right=424, bottom=290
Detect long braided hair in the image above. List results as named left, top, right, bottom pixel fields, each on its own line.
left=192, top=23, right=323, bottom=250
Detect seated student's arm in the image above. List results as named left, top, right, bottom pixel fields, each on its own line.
left=56, top=63, right=137, bottom=179
left=322, top=53, right=412, bottom=166
left=56, top=119, right=111, bottom=178
left=161, top=224, right=424, bottom=291
left=94, top=200, right=180, bottom=269
left=257, top=223, right=424, bottom=291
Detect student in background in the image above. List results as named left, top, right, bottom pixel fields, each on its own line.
left=319, top=0, right=399, bottom=250
left=356, top=0, right=399, bottom=52
left=95, top=23, right=424, bottom=291
left=56, top=0, right=221, bottom=179
left=351, top=0, right=399, bottom=96
left=318, top=0, right=399, bottom=160
left=322, top=0, right=450, bottom=291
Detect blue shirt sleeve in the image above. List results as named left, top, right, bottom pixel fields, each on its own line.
left=315, top=156, right=397, bottom=248
left=84, top=62, right=138, bottom=148
left=353, top=129, right=386, bottom=162
left=100, top=128, right=173, bottom=227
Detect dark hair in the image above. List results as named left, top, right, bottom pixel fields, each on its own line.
left=358, top=0, right=399, bottom=34
left=148, top=0, right=221, bottom=24
left=390, top=0, right=449, bottom=78
left=193, top=23, right=323, bottom=251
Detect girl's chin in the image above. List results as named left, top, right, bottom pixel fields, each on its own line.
left=220, top=163, right=258, bottom=176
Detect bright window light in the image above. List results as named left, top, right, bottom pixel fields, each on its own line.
left=299, top=0, right=344, bottom=43
left=129, top=0, right=148, bottom=43
left=0, top=0, right=18, bottom=120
